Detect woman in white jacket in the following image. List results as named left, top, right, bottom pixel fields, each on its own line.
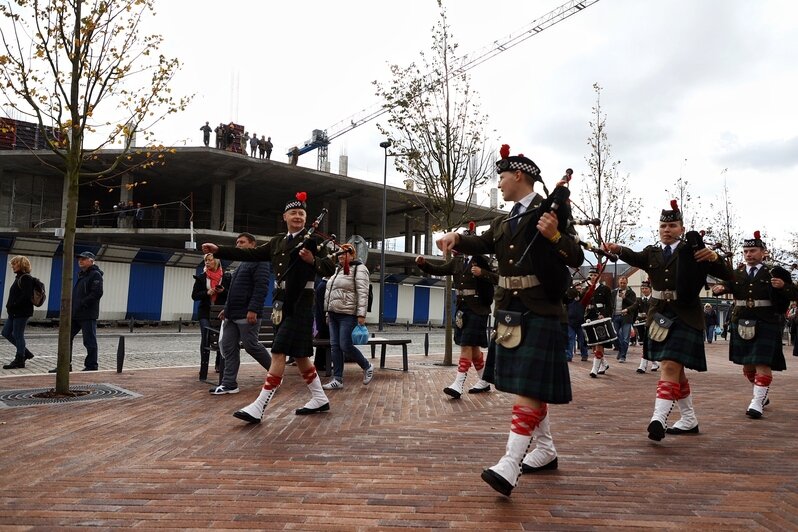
left=322, top=243, right=375, bottom=389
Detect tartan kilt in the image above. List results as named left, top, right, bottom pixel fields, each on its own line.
left=729, top=321, right=787, bottom=371
left=454, top=308, right=489, bottom=347
left=272, top=293, right=314, bottom=358
left=493, top=313, right=572, bottom=404
left=646, top=320, right=706, bottom=371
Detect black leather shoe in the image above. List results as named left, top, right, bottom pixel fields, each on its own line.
left=746, top=408, right=762, bottom=419
left=81, top=367, right=98, bottom=371
left=666, top=425, right=699, bottom=435
left=3, top=359, right=24, bottom=369
left=24, top=351, right=34, bottom=360
left=468, top=385, right=491, bottom=394
left=481, top=469, right=513, bottom=497
left=647, top=420, right=666, bottom=441
left=636, top=368, right=645, bottom=374
left=521, top=457, right=558, bottom=473
left=295, top=402, right=330, bottom=415
left=233, top=410, right=261, bottom=424
left=443, top=387, right=462, bottom=399
left=48, top=365, right=72, bottom=373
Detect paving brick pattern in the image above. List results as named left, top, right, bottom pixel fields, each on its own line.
left=0, top=336, right=796, bottom=530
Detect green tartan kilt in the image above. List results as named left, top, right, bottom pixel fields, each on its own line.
left=647, top=319, right=706, bottom=371
left=272, top=296, right=314, bottom=358
left=454, top=308, right=489, bottom=348
left=492, top=313, right=572, bottom=404
left=729, top=321, right=787, bottom=371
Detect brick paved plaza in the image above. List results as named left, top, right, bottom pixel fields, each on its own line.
left=0, top=330, right=796, bottom=530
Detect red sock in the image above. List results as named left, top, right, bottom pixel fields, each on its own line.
left=754, top=374, right=772, bottom=387
left=263, top=373, right=282, bottom=390
left=473, top=352, right=485, bottom=372
left=301, top=368, right=317, bottom=384
left=656, top=380, right=680, bottom=400
left=679, top=380, right=691, bottom=399
left=743, top=368, right=756, bottom=384
left=457, top=357, right=472, bottom=373
left=510, top=404, right=547, bottom=436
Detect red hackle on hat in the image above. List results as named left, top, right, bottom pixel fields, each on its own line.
left=296, top=192, right=307, bottom=202
left=670, top=199, right=679, bottom=211
left=754, top=230, right=761, bottom=239
left=499, top=144, right=510, bottom=159
left=468, top=221, right=476, bottom=233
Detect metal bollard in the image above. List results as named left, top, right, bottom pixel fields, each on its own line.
left=424, top=332, right=429, bottom=357
left=406, top=320, right=410, bottom=331
left=128, top=317, right=134, bottom=332
left=178, top=319, right=182, bottom=333
left=116, top=336, right=125, bottom=373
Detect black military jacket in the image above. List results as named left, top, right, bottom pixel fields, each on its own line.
left=417, top=254, right=498, bottom=315
left=455, top=196, right=583, bottom=317
left=721, top=264, right=798, bottom=324
left=618, top=242, right=731, bottom=331
left=582, top=283, right=612, bottom=320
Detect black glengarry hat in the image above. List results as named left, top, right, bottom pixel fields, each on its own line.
left=285, top=191, right=307, bottom=212
left=660, top=199, right=683, bottom=222
left=742, top=230, right=766, bottom=249
left=496, top=144, right=540, bottom=178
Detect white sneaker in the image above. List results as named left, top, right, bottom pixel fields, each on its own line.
left=322, top=379, right=343, bottom=390
left=363, top=364, right=374, bottom=385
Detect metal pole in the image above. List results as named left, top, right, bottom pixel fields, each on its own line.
left=378, top=140, right=391, bottom=331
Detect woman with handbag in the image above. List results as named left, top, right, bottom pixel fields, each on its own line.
left=322, top=243, right=374, bottom=389
left=191, top=253, right=230, bottom=381
left=2, top=256, right=36, bottom=369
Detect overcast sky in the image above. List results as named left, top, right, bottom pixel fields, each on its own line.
left=144, top=0, right=797, bottom=251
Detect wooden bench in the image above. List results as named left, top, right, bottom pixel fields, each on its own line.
left=206, top=306, right=412, bottom=375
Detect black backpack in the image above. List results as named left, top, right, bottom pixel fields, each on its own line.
left=21, top=274, right=46, bottom=307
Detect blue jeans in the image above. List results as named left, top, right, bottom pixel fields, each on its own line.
left=612, top=315, right=631, bottom=359
left=328, top=312, right=369, bottom=382
left=705, top=325, right=715, bottom=343
left=71, top=319, right=98, bottom=370
left=567, top=324, right=589, bottom=360
left=2, top=316, right=29, bottom=358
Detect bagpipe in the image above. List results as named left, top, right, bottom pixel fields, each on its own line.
left=674, top=230, right=711, bottom=305
left=504, top=169, right=574, bottom=302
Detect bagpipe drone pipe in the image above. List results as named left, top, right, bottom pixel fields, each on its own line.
left=675, top=230, right=711, bottom=306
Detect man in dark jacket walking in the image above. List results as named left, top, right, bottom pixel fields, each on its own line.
left=50, top=251, right=104, bottom=372
left=210, top=233, right=272, bottom=394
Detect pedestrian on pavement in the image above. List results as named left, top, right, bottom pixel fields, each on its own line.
left=210, top=233, right=273, bottom=395
left=2, top=256, right=36, bottom=369
left=703, top=303, right=718, bottom=343
left=436, top=145, right=584, bottom=496
left=611, top=275, right=637, bottom=362
left=321, top=243, right=375, bottom=390
left=202, top=191, right=336, bottom=422
left=192, top=253, right=231, bottom=381
left=50, top=251, right=104, bottom=372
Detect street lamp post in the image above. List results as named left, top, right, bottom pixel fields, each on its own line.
left=378, top=140, right=392, bottom=332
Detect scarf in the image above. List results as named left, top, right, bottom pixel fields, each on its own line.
left=205, top=265, right=223, bottom=303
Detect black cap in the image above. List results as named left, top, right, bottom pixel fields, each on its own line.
left=78, top=251, right=96, bottom=260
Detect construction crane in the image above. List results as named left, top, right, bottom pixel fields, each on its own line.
left=288, top=0, right=602, bottom=170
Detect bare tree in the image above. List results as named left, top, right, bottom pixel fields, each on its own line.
left=705, top=175, right=743, bottom=262
left=665, top=160, right=707, bottom=231
left=373, top=0, right=494, bottom=365
left=0, top=0, right=189, bottom=393
left=578, top=83, right=640, bottom=251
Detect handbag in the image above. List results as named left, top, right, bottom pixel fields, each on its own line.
left=351, top=323, right=369, bottom=345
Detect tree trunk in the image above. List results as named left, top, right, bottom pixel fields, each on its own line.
left=54, top=164, right=79, bottom=393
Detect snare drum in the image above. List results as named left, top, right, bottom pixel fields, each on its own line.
left=632, top=321, right=646, bottom=328
left=581, top=317, right=618, bottom=346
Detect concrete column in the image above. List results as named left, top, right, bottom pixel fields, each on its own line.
left=322, top=200, right=331, bottom=236
left=424, top=212, right=432, bottom=255
left=404, top=215, right=412, bottom=253
left=414, top=233, right=422, bottom=255
left=211, top=183, right=222, bottom=230
left=224, top=178, right=236, bottom=232
left=119, top=174, right=131, bottom=204
left=337, top=198, right=347, bottom=242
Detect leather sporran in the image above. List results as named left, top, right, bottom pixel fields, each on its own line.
left=494, top=310, right=524, bottom=349
left=455, top=310, right=464, bottom=329
left=648, top=313, right=673, bottom=343
left=271, top=300, right=284, bottom=326
left=737, top=319, right=756, bottom=340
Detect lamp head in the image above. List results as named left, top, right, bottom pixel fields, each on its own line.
left=379, top=140, right=392, bottom=149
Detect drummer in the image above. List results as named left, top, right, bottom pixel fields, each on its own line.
left=581, top=267, right=614, bottom=377
left=635, top=280, right=660, bottom=373
left=604, top=200, right=731, bottom=441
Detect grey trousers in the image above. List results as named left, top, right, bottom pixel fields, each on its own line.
left=219, top=319, right=271, bottom=388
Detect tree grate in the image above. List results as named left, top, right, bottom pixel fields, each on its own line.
left=0, top=383, right=140, bottom=408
